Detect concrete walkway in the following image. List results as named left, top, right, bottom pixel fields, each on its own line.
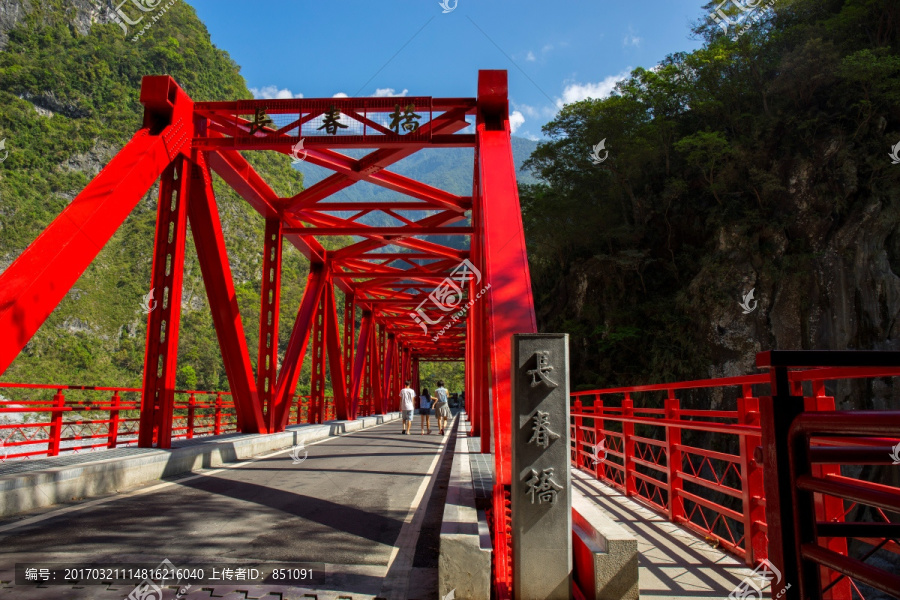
left=0, top=417, right=459, bottom=600
left=572, top=471, right=758, bottom=599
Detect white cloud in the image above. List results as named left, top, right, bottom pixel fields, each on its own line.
left=525, top=51, right=536, bottom=62
left=512, top=101, right=557, bottom=120
left=623, top=34, right=642, bottom=47
left=372, top=88, right=409, bottom=97
left=509, top=110, right=525, bottom=133
left=560, top=71, right=630, bottom=105
left=250, top=85, right=303, bottom=100
left=542, top=43, right=554, bottom=53
left=333, top=92, right=349, bottom=98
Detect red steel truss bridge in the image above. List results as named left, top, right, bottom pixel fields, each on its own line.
left=1, top=70, right=899, bottom=600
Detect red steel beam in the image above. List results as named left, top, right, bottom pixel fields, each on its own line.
left=477, top=70, right=537, bottom=486
left=271, top=266, right=327, bottom=430
left=187, top=151, right=266, bottom=434
left=343, top=293, right=356, bottom=419
left=324, top=280, right=349, bottom=420
left=258, top=217, right=283, bottom=431
left=0, top=76, right=193, bottom=377
left=139, top=157, right=191, bottom=448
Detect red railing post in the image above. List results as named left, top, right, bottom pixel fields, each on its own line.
left=107, top=391, right=121, bottom=449
left=623, top=393, right=636, bottom=497
left=806, top=380, right=851, bottom=600
left=48, top=389, right=65, bottom=457
left=294, top=394, right=302, bottom=425
left=738, top=384, right=765, bottom=565
left=573, top=397, right=583, bottom=469
left=214, top=392, right=223, bottom=436
left=595, top=396, right=606, bottom=481
left=665, top=389, right=685, bottom=523
left=187, top=394, right=196, bottom=439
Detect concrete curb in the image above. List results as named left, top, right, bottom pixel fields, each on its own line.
left=572, top=485, right=640, bottom=600
left=439, top=416, right=492, bottom=600
left=0, top=412, right=400, bottom=518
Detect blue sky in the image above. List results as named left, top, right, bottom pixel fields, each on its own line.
left=188, top=1, right=708, bottom=141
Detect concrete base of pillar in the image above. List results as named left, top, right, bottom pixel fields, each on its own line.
left=572, top=487, right=640, bottom=600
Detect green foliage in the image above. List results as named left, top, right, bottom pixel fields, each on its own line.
left=522, top=0, right=900, bottom=388
left=417, top=362, right=465, bottom=395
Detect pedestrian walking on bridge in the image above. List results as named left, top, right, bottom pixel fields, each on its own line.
left=432, top=380, right=451, bottom=435
left=419, top=387, right=433, bottom=435
left=400, top=381, right=416, bottom=435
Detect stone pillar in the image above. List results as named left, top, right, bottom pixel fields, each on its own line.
left=511, top=334, right=572, bottom=599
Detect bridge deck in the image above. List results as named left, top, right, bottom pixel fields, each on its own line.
left=572, top=472, right=757, bottom=599
left=0, top=418, right=457, bottom=600
left=0, top=415, right=758, bottom=600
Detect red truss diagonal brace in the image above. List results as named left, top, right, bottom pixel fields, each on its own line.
left=272, top=266, right=327, bottom=431
left=0, top=76, right=194, bottom=377
left=324, top=280, right=349, bottom=420
left=187, top=151, right=266, bottom=434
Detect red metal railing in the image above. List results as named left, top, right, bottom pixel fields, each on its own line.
left=569, top=361, right=900, bottom=590
left=0, top=382, right=339, bottom=460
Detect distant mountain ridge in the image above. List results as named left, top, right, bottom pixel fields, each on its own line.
left=292, top=135, right=540, bottom=202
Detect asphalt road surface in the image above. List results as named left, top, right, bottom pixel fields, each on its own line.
left=0, top=418, right=457, bottom=600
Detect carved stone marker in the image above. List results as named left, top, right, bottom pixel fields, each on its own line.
left=511, top=334, right=572, bottom=599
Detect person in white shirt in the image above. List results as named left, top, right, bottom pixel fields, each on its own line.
left=419, top=387, right=433, bottom=435
left=399, top=381, right=416, bottom=435
left=431, top=381, right=451, bottom=435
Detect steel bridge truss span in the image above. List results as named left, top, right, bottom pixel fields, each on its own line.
left=0, top=70, right=534, bottom=598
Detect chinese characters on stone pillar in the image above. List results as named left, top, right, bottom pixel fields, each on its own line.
left=523, top=351, right=563, bottom=505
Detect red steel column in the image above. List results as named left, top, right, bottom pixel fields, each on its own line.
left=309, top=293, right=327, bottom=424
left=343, top=293, right=356, bottom=417
left=257, top=218, right=283, bottom=431
left=382, top=332, right=395, bottom=412
left=324, top=281, right=348, bottom=420
left=476, top=68, right=537, bottom=479
left=351, top=310, right=374, bottom=418
left=371, top=323, right=384, bottom=414
left=139, top=157, right=191, bottom=448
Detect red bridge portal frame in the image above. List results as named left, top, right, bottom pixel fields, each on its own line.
left=0, top=70, right=534, bottom=594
